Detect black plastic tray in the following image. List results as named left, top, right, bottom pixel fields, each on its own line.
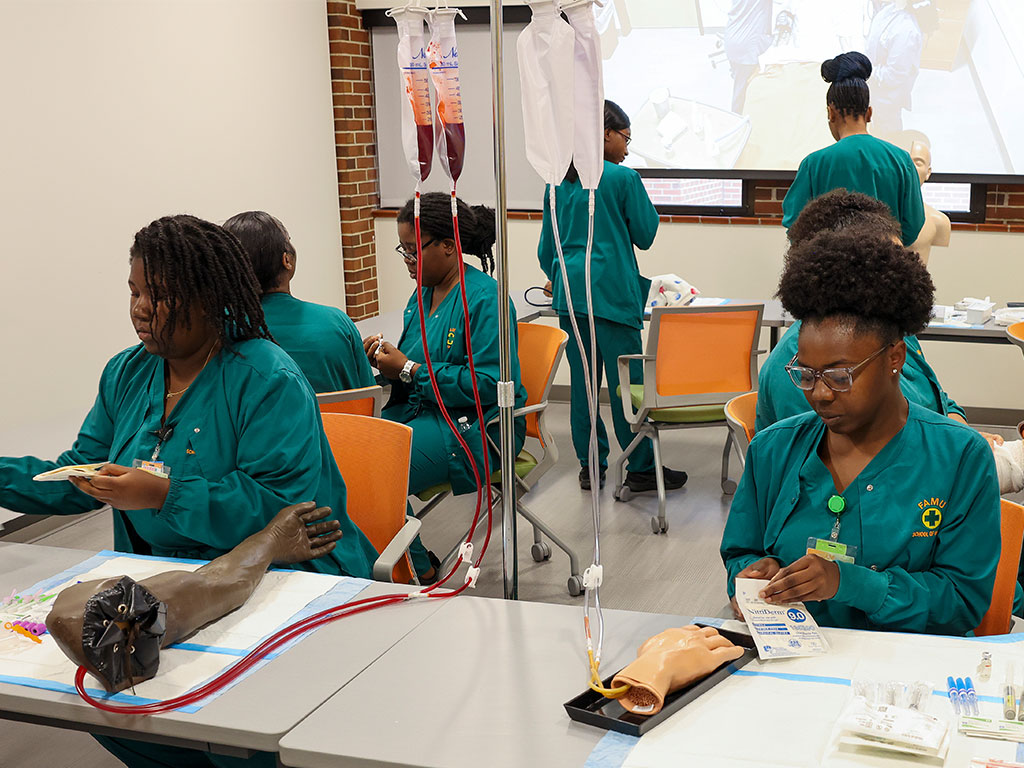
left=563, top=625, right=758, bottom=737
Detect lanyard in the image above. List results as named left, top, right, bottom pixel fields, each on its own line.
left=827, top=494, right=847, bottom=542
left=151, top=425, right=174, bottom=462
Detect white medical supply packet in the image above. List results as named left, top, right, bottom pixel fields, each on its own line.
left=836, top=699, right=949, bottom=758
left=735, top=578, right=829, bottom=659
left=33, top=463, right=106, bottom=482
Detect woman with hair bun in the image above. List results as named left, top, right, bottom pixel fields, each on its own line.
left=364, top=192, right=527, bottom=582
left=721, top=230, right=1000, bottom=636
left=781, top=51, right=925, bottom=245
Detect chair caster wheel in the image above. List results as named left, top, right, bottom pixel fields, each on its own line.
left=567, top=575, right=584, bottom=597
left=721, top=479, right=738, bottom=495
left=651, top=517, right=668, bottom=535
left=614, top=485, right=632, bottom=502
left=531, top=542, right=551, bottom=562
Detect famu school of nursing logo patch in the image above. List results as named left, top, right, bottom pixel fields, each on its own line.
left=446, top=327, right=457, bottom=348
left=912, top=497, right=946, bottom=537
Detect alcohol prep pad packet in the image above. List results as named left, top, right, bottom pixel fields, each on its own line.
left=735, top=578, right=829, bottom=660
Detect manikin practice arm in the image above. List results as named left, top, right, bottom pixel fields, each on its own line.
left=46, top=502, right=342, bottom=693
left=610, top=626, right=744, bottom=715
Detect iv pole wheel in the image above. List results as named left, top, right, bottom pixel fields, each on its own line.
left=651, top=517, right=668, bottom=535
left=721, top=479, right=738, bottom=495
left=614, top=485, right=632, bottom=502
left=567, top=575, right=584, bottom=597
left=530, top=541, right=551, bottom=562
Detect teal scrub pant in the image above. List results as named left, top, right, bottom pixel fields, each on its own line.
left=558, top=314, right=655, bottom=473
left=401, top=410, right=454, bottom=577
left=94, top=735, right=275, bottom=768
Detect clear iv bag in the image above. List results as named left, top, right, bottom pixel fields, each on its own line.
left=517, top=0, right=576, bottom=186
left=427, top=9, right=466, bottom=184
left=562, top=0, right=605, bottom=191
left=391, top=8, right=433, bottom=184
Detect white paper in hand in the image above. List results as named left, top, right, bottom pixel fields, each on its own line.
left=735, top=577, right=829, bottom=660
left=33, top=463, right=106, bottom=482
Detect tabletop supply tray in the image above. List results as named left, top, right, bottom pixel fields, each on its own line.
left=563, top=625, right=758, bottom=737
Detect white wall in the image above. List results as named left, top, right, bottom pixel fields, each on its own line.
left=0, top=0, right=345, bottom=458
left=373, top=216, right=1024, bottom=412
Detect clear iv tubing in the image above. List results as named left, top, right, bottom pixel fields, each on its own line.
left=71, top=187, right=497, bottom=715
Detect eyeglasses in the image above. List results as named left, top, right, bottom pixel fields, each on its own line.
left=611, top=129, right=631, bottom=146
left=784, top=344, right=891, bottom=393
left=394, top=238, right=437, bottom=262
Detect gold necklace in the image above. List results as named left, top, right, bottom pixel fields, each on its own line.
left=166, top=343, right=219, bottom=400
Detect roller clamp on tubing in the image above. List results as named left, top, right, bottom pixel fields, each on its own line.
left=582, top=564, right=603, bottom=590
left=457, top=542, right=481, bottom=587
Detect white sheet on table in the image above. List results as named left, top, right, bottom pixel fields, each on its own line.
left=621, top=628, right=1024, bottom=768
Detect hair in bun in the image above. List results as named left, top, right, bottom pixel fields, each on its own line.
left=821, top=52, right=872, bottom=117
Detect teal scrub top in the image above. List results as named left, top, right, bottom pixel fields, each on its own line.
left=755, top=321, right=966, bottom=433
left=0, top=339, right=376, bottom=578
left=781, top=133, right=926, bottom=245
left=721, top=403, right=1000, bottom=635
left=537, top=161, right=659, bottom=330
left=384, top=264, right=527, bottom=495
left=261, top=292, right=375, bottom=394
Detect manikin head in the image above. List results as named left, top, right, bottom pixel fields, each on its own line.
left=222, top=211, right=297, bottom=294
left=821, top=52, right=873, bottom=141
left=910, top=141, right=932, bottom=186
left=395, top=193, right=496, bottom=287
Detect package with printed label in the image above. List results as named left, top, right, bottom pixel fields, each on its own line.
left=734, top=578, right=829, bottom=659
left=836, top=699, right=949, bottom=758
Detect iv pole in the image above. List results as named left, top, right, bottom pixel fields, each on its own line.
left=490, top=0, right=518, bottom=600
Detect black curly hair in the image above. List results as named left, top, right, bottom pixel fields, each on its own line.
left=788, top=189, right=901, bottom=246
left=777, top=229, right=934, bottom=343
left=222, top=211, right=296, bottom=294
left=397, top=193, right=496, bottom=274
left=821, top=51, right=872, bottom=118
left=130, top=214, right=272, bottom=349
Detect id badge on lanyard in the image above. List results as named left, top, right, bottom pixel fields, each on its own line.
left=806, top=493, right=858, bottom=564
left=133, top=425, right=173, bottom=478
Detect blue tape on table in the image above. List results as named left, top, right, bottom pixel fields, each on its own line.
left=2, top=550, right=372, bottom=712
left=583, top=731, right=640, bottom=768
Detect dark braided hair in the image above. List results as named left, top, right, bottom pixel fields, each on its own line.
left=564, top=100, right=630, bottom=184
left=778, top=229, right=934, bottom=344
left=821, top=52, right=872, bottom=118
left=396, top=193, right=496, bottom=274
left=788, top=189, right=900, bottom=246
left=130, top=215, right=273, bottom=350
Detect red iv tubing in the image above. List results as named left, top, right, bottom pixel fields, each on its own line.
left=74, top=188, right=496, bottom=715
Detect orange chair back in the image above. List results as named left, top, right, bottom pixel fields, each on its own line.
left=725, top=391, right=758, bottom=442
left=317, top=386, right=382, bottom=418
left=1009, top=322, right=1024, bottom=357
left=653, top=307, right=762, bottom=398
left=321, top=413, right=414, bottom=583
left=517, top=322, right=568, bottom=440
left=976, top=499, right=1024, bottom=636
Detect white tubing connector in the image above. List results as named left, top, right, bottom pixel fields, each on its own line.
left=464, top=566, right=481, bottom=588
left=582, top=564, right=603, bottom=590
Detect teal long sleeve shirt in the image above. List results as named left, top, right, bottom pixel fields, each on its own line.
left=261, top=292, right=375, bottom=394
left=781, top=133, right=926, bottom=245
left=537, top=161, right=659, bottom=329
left=755, top=322, right=965, bottom=433
left=383, top=265, right=527, bottom=495
left=721, top=403, right=1000, bottom=635
left=0, top=339, right=376, bottom=578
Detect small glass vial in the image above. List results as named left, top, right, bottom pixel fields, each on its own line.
left=978, top=651, right=993, bottom=682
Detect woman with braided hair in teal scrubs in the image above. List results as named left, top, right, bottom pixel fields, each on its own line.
left=0, top=214, right=375, bottom=767
left=365, top=193, right=527, bottom=583
left=721, top=229, right=999, bottom=636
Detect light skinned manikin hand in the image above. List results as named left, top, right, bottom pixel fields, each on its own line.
left=610, top=625, right=744, bottom=715
left=908, top=141, right=951, bottom=265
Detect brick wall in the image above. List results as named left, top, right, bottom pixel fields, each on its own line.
left=328, top=1, right=379, bottom=320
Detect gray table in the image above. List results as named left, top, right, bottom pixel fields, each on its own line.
left=0, top=543, right=447, bottom=758
left=278, top=596, right=697, bottom=768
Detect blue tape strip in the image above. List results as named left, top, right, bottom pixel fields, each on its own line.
left=582, top=731, right=640, bottom=768
left=0, top=673, right=200, bottom=713
left=732, top=669, right=852, bottom=687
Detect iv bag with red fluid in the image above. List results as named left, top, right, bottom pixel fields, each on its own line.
left=427, top=9, right=466, bottom=184
left=392, top=8, right=433, bottom=183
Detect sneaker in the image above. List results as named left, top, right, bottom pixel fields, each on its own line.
left=418, top=550, right=443, bottom=586
left=579, top=466, right=606, bottom=491
left=625, top=467, right=688, bottom=493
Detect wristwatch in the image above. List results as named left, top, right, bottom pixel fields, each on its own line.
left=399, top=359, right=417, bottom=384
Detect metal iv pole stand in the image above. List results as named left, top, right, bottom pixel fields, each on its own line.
left=489, top=0, right=517, bottom=600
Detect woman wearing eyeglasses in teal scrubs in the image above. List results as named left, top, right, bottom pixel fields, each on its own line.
left=720, top=228, right=999, bottom=636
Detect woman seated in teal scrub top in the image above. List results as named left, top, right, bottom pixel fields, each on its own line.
left=0, top=215, right=376, bottom=768
left=721, top=229, right=1000, bottom=636
left=758, top=189, right=1005, bottom=449
left=781, top=51, right=925, bottom=245
left=223, top=210, right=374, bottom=394
left=364, top=193, right=527, bottom=582
left=537, top=100, right=686, bottom=493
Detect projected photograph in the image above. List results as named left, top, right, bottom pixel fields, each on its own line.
left=598, top=0, right=1024, bottom=176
